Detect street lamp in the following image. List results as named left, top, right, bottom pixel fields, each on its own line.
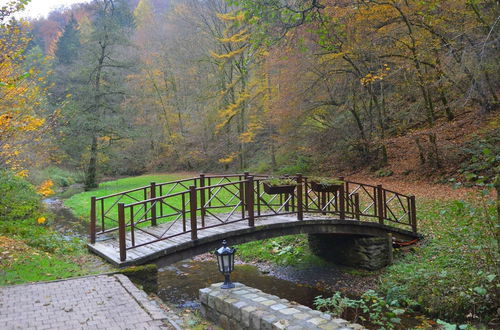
left=215, top=240, right=236, bottom=289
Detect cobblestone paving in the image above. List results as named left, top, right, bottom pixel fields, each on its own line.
left=0, top=274, right=176, bottom=330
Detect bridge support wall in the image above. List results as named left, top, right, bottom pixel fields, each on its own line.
left=308, top=234, right=393, bottom=270
left=200, top=282, right=364, bottom=330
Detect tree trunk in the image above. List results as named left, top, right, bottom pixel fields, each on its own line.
left=85, top=135, right=98, bottom=190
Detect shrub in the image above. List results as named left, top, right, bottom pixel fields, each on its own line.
left=30, top=166, right=81, bottom=188
left=314, top=290, right=406, bottom=329
left=459, top=129, right=499, bottom=185
left=0, top=171, right=42, bottom=221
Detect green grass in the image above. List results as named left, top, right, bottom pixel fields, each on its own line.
left=0, top=219, right=106, bottom=285
left=64, top=173, right=280, bottom=231
left=64, top=173, right=195, bottom=219
left=380, top=195, right=498, bottom=323
left=0, top=245, right=86, bottom=285
left=237, top=234, right=327, bottom=266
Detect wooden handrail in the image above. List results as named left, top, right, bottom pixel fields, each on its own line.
left=91, top=174, right=417, bottom=261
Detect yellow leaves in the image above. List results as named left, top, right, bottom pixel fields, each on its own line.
left=37, top=217, right=46, bottom=225
left=98, top=136, right=111, bottom=143
left=15, top=169, right=28, bottom=178
left=210, top=46, right=247, bottom=60
left=320, top=52, right=347, bottom=64
left=37, top=180, right=54, bottom=197
left=218, top=152, right=238, bottom=164
left=360, top=65, right=391, bottom=86
left=22, top=116, right=45, bottom=131
left=239, top=118, right=263, bottom=144
left=218, top=29, right=249, bottom=43
left=215, top=92, right=250, bottom=132
left=216, top=12, right=245, bottom=22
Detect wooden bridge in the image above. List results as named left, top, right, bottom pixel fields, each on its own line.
left=87, top=174, right=419, bottom=267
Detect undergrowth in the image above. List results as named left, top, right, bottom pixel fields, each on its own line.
left=380, top=194, right=498, bottom=323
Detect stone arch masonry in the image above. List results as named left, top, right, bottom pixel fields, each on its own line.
left=200, top=283, right=365, bottom=330
left=308, top=234, right=394, bottom=270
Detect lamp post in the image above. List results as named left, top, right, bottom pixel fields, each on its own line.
left=215, top=240, right=236, bottom=289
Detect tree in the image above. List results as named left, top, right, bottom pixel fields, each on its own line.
left=60, top=0, right=135, bottom=189
left=55, top=15, right=81, bottom=64
left=0, top=0, right=51, bottom=175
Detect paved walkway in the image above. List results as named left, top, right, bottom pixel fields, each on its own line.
left=0, top=274, right=177, bottom=330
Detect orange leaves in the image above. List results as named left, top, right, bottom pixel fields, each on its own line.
left=36, top=180, right=54, bottom=197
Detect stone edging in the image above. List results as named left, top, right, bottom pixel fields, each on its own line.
left=200, top=282, right=365, bottom=330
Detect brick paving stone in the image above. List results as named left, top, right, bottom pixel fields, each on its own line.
left=0, top=275, right=176, bottom=330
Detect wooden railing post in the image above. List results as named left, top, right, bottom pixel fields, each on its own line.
left=90, top=196, right=96, bottom=244
left=354, top=193, right=360, bottom=220
left=339, top=177, right=345, bottom=220
left=242, top=172, right=249, bottom=218
left=377, top=184, right=384, bottom=225
left=304, top=176, right=309, bottom=212
left=189, top=186, right=198, bottom=240
left=296, top=174, right=303, bottom=221
left=284, top=174, right=290, bottom=212
left=410, top=195, right=417, bottom=233
left=150, top=182, right=157, bottom=226
left=118, top=203, right=126, bottom=262
left=246, top=176, right=255, bottom=227
left=199, top=174, right=206, bottom=227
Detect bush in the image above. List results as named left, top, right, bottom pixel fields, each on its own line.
left=0, top=171, right=42, bottom=221
left=277, top=155, right=312, bottom=175
left=314, top=290, right=406, bottom=329
left=30, top=166, right=81, bottom=188
left=459, top=128, right=500, bottom=185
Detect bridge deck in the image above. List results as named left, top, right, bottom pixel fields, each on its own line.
left=88, top=213, right=418, bottom=267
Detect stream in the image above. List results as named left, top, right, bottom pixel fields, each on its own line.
left=157, top=259, right=335, bottom=309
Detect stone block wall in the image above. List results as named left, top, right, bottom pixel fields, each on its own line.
left=200, top=282, right=364, bottom=330
left=308, top=234, right=392, bottom=270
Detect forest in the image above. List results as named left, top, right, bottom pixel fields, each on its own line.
left=0, top=0, right=497, bottom=188
left=0, top=0, right=499, bottom=328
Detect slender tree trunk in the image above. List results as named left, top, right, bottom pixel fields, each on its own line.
left=85, top=135, right=98, bottom=189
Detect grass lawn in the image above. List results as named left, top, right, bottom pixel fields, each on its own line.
left=0, top=219, right=109, bottom=285
left=64, top=173, right=196, bottom=220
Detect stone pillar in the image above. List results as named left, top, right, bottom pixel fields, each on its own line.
left=308, top=234, right=393, bottom=270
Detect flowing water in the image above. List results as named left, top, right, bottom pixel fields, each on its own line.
left=157, top=259, right=333, bottom=309
left=43, top=198, right=88, bottom=239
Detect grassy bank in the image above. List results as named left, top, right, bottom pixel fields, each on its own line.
left=380, top=195, right=498, bottom=323
left=0, top=219, right=107, bottom=285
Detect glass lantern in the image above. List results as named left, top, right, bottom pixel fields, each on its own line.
left=215, top=240, right=236, bottom=289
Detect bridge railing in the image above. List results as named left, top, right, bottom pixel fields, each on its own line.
left=88, top=173, right=417, bottom=261
left=89, top=176, right=199, bottom=242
